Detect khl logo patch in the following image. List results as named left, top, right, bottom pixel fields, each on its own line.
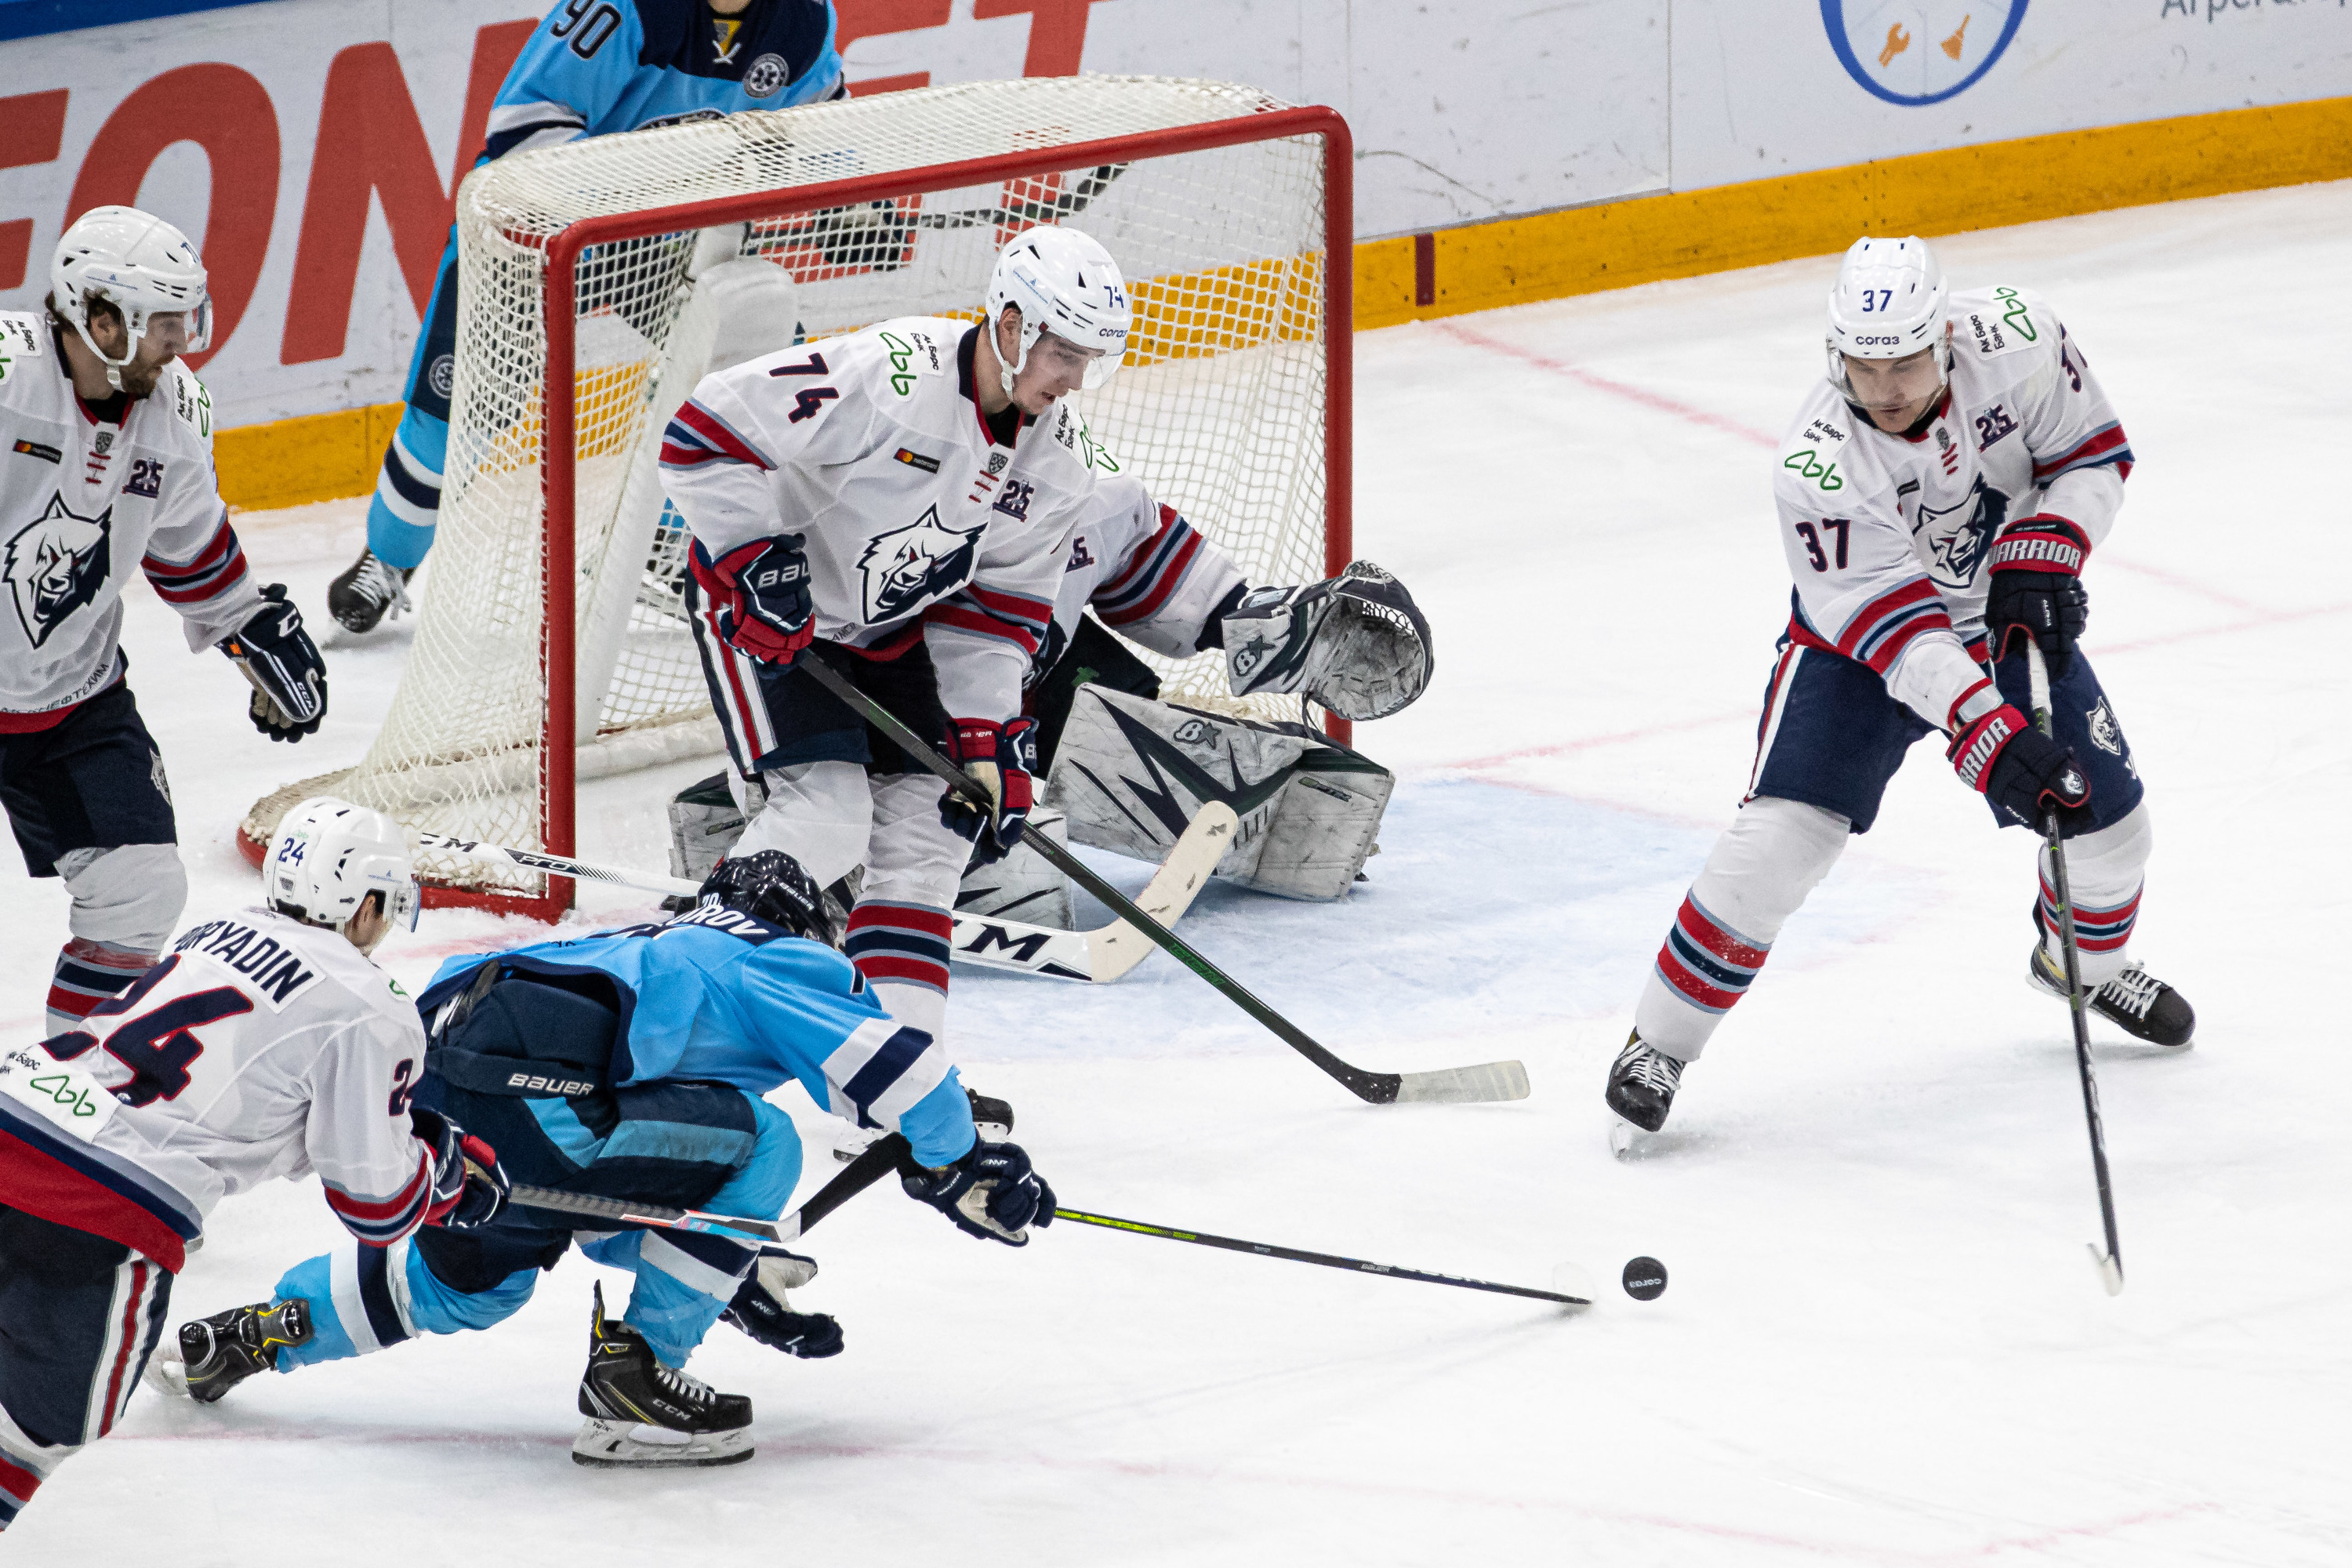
left=5, top=492, right=112, bottom=648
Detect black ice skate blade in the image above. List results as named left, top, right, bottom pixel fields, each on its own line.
left=572, top=1447, right=753, bottom=1469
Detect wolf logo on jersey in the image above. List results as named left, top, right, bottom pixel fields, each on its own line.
left=858, top=503, right=985, bottom=623
left=5, top=492, right=113, bottom=647
left=1915, top=477, right=2009, bottom=590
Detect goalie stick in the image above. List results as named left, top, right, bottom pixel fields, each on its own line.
left=2027, top=642, right=2126, bottom=1297
left=1054, top=1207, right=1591, bottom=1307
left=508, top=1132, right=912, bottom=1247
left=797, top=657, right=1530, bottom=1106
left=414, top=808, right=1233, bottom=984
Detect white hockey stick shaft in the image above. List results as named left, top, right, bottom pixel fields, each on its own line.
left=415, top=804, right=1235, bottom=984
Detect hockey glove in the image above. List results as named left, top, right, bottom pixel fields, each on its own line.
left=1947, top=702, right=2093, bottom=831
left=1221, top=561, right=1434, bottom=721
left=937, top=716, right=1037, bottom=867
left=218, top=584, right=327, bottom=742
left=1986, top=515, right=2089, bottom=677
left=902, top=1138, right=1056, bottom=1247
left=721, top=1250, right=844, bottom=1359
left=412, top=1108, right=510, bottom=1231
left=691, top=535, right=815, bottom=665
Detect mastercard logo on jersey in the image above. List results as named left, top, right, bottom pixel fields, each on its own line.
left=1822, top=0, right=2027, bottom=107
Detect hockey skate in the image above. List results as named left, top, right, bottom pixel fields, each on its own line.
left=327, top=547, right=414, bottom=633
left=574, top=1283, right=753, bottom=1468
left=1605, top=1030, right=1686, bottom=1155
left=151, top=1299, right=313, bottom=1403
left=2029, top=947, right=2195, bottom=1048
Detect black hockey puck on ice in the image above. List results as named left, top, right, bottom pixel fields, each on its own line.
left=1621, top=1257, right=1668, bottom=1301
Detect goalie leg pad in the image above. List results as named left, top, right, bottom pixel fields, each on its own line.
left=1043, top=687, right=1392, bottom=902
left=955, top=806, right=1072, bottom=927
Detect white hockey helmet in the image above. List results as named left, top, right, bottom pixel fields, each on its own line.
left=264, top=797, right=420, bottom=935
left=983, top=223, right=1131, bottom=395
left=49, top=205, right=212, bottom=390
left=1824, top=234, right=1951, bottom=399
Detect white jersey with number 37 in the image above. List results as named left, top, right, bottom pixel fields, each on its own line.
left=24, top=909, right=437, bottom=1267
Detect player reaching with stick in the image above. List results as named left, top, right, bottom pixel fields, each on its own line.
left=154, top=850, right=1052, bottom=1469
left=1605, top=236, right=2194, bottom=1145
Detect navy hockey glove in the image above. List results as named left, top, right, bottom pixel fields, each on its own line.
left=1986, top=515, right=2089, bottom=677
left=219, top=583, right=327, bottom=742
left=1947, top=702, right=2092, bottom=831
left=691, top=535, right=814, bottom=665
left=721, top=1250, right=844, bottom=1359
left=937, top=717, right=1037, bottom=867
left=902, top=1138, right=1056, bottom=1247
left=412, top=1108, right=510, bottom=1231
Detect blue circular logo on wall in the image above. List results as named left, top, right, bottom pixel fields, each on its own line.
left=1821, top=1, right=2028, bottom=106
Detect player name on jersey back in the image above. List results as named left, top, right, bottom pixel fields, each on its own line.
left=172, top=916, right=325, bottom=1011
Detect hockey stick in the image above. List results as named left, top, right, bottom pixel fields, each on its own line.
left=797, top=656, right=1530, bottom=1106
left=413, top=811, right=1232, bottom=984
left=1054, top=1207, right=1590, bottom=1307
left=508, top=1132, right=912, bottom=1247
left=2026, top=643, right=2125, bottom=1296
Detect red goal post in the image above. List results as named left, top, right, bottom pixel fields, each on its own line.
left=243, top=82, right=1353, bottom=921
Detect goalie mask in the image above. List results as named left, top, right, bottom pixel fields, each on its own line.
left=50, top=205, right=212, bottom=391
left=1221, top=561, right=1434, bottom=721
left=984, top=224, right=1130, bottom=395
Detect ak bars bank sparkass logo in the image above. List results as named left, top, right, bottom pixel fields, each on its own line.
left=1821, top=1, right=2027, bottom=105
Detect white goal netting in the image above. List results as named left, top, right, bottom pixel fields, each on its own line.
left=243, top=77, right=1339, bottom=906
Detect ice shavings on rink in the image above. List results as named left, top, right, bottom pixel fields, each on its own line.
left=4, top=181, right=2347, bottom=1563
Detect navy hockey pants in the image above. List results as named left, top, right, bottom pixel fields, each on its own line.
left=0, top=1205, right=172, bottom=1532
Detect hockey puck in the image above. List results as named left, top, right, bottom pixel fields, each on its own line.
left=1621, top=1257, right=1668, bottom=1301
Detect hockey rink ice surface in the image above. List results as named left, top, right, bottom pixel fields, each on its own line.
left=5, top=183, right=2346, bottom=1565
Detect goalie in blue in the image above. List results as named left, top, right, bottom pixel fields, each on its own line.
left=328, top=0, right=847, bottom=635
left=152, top=851, right=1055, bottom=1469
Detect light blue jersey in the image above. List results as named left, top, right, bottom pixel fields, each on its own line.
left=486, top=0, right=844, bottom=162
left=366, top=0, right=843, bottom=572
left=419, top=902, right=975, bottom=1169
left=275, top=900, right=971, bottom=1373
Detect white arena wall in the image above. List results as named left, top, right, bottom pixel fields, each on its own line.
left=0, top=0, right=2345, bottom=495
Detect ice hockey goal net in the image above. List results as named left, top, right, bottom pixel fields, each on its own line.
left=240, top=76, right=1352, bottom=920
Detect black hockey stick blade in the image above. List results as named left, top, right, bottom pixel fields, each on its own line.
left=797, top=655, right=1528, bottom=1106
left=1055, top=1207, right=1591, bottom=1307
left=511, top=1131, right=909, bottom=1245
left=2027, top=643, right=2125, bottom=1295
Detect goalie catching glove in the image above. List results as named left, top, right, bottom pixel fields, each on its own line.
left=938, top=716, right=1037, bottom=866
left=218, top=583, right=326, bottom=741
left=1221, top=561, right=1433, bottom=721
left=902, top=1137, right=1055, bottom=1246
left=691, top=534, right=814, bottom=665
